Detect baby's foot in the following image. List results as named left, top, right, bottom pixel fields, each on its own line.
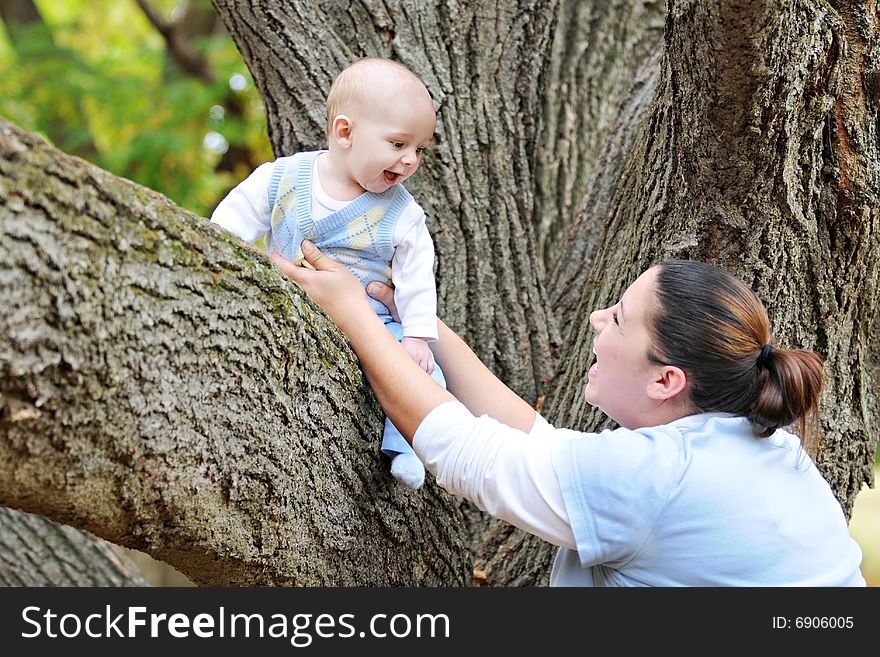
left=390, top=452, right=425, bottom=489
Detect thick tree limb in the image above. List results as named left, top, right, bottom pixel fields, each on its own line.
left=0, top=119, right=472, bottom=586
left=0, top=508, right=148, bottom=586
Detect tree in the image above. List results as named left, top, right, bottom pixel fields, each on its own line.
left=0, top=508, right=147, bottom=586
left=133, top=0, right=264, bottom=181
left=1, top=0, right=877, bottom=586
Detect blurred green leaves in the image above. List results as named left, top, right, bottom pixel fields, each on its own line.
left=0, top=0, right=271, bottom=217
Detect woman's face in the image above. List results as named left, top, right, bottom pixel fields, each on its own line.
left=584, top=267, right=660, bottom=428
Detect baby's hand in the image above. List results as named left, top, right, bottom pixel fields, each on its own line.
left=402, top=337, right=434, bottom=374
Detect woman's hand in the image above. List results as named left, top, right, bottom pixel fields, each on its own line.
left=270, top=241, right=372, bottom=331
left=273, top=242, right=455, bottom=443
left=366, top=281, right=401, bottom=323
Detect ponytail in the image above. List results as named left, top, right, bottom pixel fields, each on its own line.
left=748, top=346, right=823, bottom=451
left=651, top=261, right=824, bottom=451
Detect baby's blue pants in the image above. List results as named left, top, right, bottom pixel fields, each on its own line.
left=380, top=319, right=447, bottom=457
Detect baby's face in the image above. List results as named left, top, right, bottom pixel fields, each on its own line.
left=343, top=87, right=436, bottom=194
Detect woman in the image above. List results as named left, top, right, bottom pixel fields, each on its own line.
left=272, top=241, right=865, bottom=586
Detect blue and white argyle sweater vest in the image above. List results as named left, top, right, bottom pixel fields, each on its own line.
left=267, top=151, right=413, bottom=317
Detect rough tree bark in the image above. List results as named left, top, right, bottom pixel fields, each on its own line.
left=534, top=0, right=665, bottom=264
left=474, top=1, right=667, bottom=585
left=0, top=119, right=471, bottom=585
left=0, top=508, right=147, bottom=586
left=549, top=0, right=879, bottom=510
left=479, top=0, right=880, bottom=585
left=210, top=0, right=562, bottom=406
left=1, top=0, right=877, bottom=588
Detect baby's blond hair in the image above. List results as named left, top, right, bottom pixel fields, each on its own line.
left=325, top=58, right=430, bottom=134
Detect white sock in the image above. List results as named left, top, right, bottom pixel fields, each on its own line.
left=390, top=452, right=425, bottom=489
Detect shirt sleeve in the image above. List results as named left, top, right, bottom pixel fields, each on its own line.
left=552, top=424, right=683, bottom=568
left=412, top=401, right=577, bottom=549
left=391, top=202, right=438, bottom=341
left=209, top=161, right=274, bottom=244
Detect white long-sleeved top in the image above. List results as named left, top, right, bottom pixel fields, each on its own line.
left=210, top=155, right=438, bottom=340
left=414, top=401, right=577, bottom=548
left=413, top=400, right=866, bottom=587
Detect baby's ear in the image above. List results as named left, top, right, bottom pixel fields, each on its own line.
left=331, top=114, right=354, bottom=148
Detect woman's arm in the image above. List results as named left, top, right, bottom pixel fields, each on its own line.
left=432, top=320, right=537, bottom=432
left=272, top=242, right=455, bottom=443
left=366, top=283, right=537, bottom=432
left=276, top=242, right=574, bottom=547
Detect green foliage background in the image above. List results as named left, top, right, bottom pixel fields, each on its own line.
left=0, top=0, right=272, bottom=217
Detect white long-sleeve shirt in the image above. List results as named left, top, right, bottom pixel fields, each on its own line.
left=414, top=400, right=577, bottom=549
left=211, top=155, right=438, bottom=340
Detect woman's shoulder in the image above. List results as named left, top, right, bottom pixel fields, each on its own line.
left=539, top=415, right=686, bottom=479
left=549, top=420, right=689, bottom=536
left=544, top=413, right=754, bottom=489
left=533, top=412, right=692, bottom=449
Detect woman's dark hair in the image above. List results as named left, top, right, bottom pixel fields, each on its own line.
left=649, top=260, right=823, bottom=450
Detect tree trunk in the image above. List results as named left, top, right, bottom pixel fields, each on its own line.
left=211, top=0, right=561, bottom=406
left=549, top=45, right=663, bottom=335
left=470, top=0, right=880, bottom=586
left=455, top=0, right=661, bottom=584
left=0, top=508, right=148, bottom=586
left=0, top=119, right=471, bottom=586
left=547, top=0, right=879, bottom=513
left=534, top=0, right=665, bottom=265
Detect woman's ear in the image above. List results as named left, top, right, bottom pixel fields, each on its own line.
left=331, top=114, right=354, bottom=148
left=647, top=365, right=687, bottom=401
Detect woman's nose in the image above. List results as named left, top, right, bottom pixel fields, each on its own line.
left=590, top=309, right=603, bottom=331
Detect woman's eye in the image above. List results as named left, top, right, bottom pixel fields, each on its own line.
left=612, top=312, right=619, bottom=325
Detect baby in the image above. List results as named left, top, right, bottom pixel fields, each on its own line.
left=210, top=58, right=444, bottom=489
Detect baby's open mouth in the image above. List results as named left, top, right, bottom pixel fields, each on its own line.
left=383, top=170, right=401, bottom=184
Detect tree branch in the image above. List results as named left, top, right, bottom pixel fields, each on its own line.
left=135, top=0, right=215, bottom=82
left=0, top=118, right=472, bottom=586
